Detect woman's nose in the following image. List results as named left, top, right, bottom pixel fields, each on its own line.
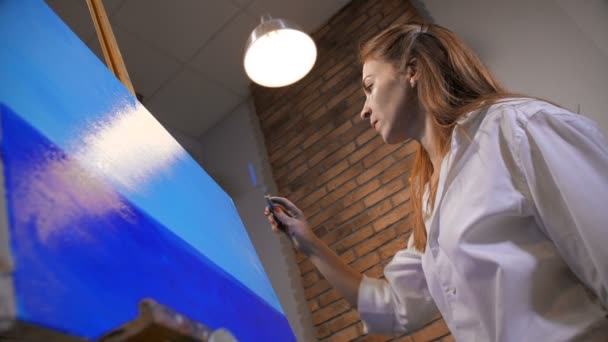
left=360, top=103, right=371, bottom=120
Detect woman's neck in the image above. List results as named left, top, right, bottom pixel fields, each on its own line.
left=418, top=114, right=444, bottom=174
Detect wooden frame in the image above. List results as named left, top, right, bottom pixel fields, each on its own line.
left=85, top=0, right=135, bottom=96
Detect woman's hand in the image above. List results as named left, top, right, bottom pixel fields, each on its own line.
left=264, top=196, right=321, bottom=257
left=265, top=196, right=363, bottom=307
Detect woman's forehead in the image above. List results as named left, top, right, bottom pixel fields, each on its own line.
left=362, top=59, right=396, bottom=77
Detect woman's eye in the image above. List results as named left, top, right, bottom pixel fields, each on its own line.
left=365, top=84, right=373, bottom=92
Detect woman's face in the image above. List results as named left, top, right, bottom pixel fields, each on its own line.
left=360, top=59, right=422, bottom=144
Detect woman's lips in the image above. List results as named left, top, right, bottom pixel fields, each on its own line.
left=372, top=120, right=378, bottom=130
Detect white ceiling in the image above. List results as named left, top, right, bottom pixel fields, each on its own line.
left=44, top=0, right=351, bottom=138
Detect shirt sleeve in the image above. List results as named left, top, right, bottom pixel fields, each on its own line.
left=357, top=235, right=438, bottom=334
left=516, top=109, right=608, bottom=307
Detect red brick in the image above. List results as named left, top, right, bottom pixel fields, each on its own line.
left=372, top=201, right=410, bottom=232
left=295, top=90, right=322, bottom=113
left=295, top=251, right=307, bottom=263
left=356, top=155, right=396, bottom=185
left=352, top=252, right=380, bottom=272
left=345, top=14, right=367, bottom=34
left=328, top=310, right=360, bottom=332
left=342, top=179, right=381, bottom=208
left=319, top=142, right=357, bottom=171
left=348, top=137, right=383, bottom=165
left=348, top=198, right=394, bottom=230
left=328, top=202, right=365, bottom=228
left=302, top=122, right=334, bottom=149
left=323, top=59, right=351, bottom=80
left=309, top=298, right=320, bottom=312
left=319, top=289, right=341, bottom=307
left=318, top=179, right=357, bottom=209
left=364, top=179, right=404, bottom=208
left=325, top=162, right=363, bottom=190
left=271, top=144, right=303, bottom=170
left=312, top=299, right=350, bottom=325
left=305, top=279, right=331, bottom=300
left=378, top=158, right=408, bottom=185
left=357, top=334, right=395, bottom=342
left=354, top=228, right=397, bottom=257
left=355, top=127, right=377, bottom=146
left=328, top=119, right=353, bottom=141
left=333, top=226, right=374, bottom=254
left=322, top=159, right=350, bottom=184
left=362, top=143, right=401, bottom=169
left=321, top=325, right=359, bottom=342
left=302, top=271, right=320, bottom=288
left=309, top=201, right=342, bottom=228
left=379, top=238, right=408, bottom=260
left=395, top=140, right=419, bottom=159
left=395, top=217, right=413, bottom=236
left=340, top=249, right=356, bottom=264
left=366, top=263, right=385, bottom=278
left=326, top=83, right=360, bottom=110
left=317, top=322, right=332, bottom=339
left=391, top=189, right=411, bottom=207
left=300, top=186, right=328, bottom=212
left=306, top=140, right=341, bottom=167
left=287, top=160, right=310, bottom=183
left=340, top=120, right=369, bottom=145
left=299, top=259, right=315, bottom=275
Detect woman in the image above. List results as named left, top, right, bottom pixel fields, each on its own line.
left=265, top=23, right=608, bottom=341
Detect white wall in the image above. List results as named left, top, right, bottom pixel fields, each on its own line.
left=421, top=0, right=608, bottom=134
left=196, top=100, right=315, bottom=342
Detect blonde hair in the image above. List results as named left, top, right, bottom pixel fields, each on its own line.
left=360, top=23, right=519, bottom=251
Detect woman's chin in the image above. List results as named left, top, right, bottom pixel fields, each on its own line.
left=383, top=133, right=406, bottom=145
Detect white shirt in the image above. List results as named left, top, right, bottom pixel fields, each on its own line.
left=357, top=99, right=608, bottom=341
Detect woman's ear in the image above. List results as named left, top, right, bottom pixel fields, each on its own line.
left=406, top=58, right=419, bottom=88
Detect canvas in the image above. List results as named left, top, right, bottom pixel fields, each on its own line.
left=0, top=1, right=295, bottom=341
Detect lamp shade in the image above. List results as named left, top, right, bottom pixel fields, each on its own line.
left=244, top=15, right=317, bottom=88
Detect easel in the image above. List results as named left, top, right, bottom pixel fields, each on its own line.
left=85, top=0, right=135, bottom=96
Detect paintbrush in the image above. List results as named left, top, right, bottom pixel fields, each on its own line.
left=248, top=162, right=287, bottom=232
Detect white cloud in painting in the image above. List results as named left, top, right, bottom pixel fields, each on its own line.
left=74, top=102, right=185, bottom=192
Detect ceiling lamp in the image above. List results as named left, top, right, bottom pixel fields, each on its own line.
left=244, top=14, right=317, bottom=88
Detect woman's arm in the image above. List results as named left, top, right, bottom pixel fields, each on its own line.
left=267, top=197, right=362, bottom=306
left=266, top=196, right=438, bottom=333
left=308, top=240, right=363, bottom=306
left=517, top=109, right=608, bottom=306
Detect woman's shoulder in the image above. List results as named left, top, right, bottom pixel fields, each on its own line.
left=486, top=97, right=575, bottom=123
left=486, top=97, right=600, bottom=135
left=469, top=97, right=578, bottom=136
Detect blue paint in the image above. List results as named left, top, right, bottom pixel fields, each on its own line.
left=0, top=0, right=283, bottom=317
left=248, top=162, right=258, bottom=187
left=1, top=104, right=294, bottom=341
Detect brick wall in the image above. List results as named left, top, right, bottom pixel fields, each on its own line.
left=251, top=1, right=452, bottom=341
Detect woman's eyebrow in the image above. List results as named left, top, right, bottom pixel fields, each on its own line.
left=362, top=75, right=371, bottom=87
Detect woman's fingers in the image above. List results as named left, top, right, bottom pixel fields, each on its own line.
left=265, top=210, right=283, bottom=235
left=270, top=221, right=280, bottom=234
left=268, top=215, right=281, bottom=233
left=269, top=196, right=303, bottom=217
left=273, top=205, right=294, bottom=224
